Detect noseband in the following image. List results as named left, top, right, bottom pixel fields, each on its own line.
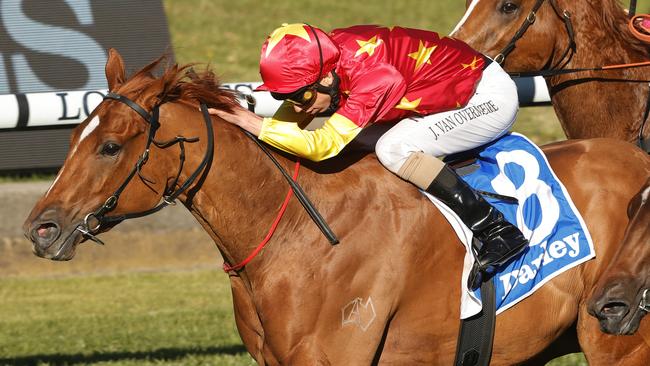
left=75, top=93, right=215, bottom=245
left=495, top=0, right=576, bottom=69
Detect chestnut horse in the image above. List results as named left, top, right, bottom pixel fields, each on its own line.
left=451, top=0, right=650, bottom=145
left=24, top=50, right=650, bottom=365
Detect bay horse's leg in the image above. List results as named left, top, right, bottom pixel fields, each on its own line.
left=578, top=309, right=650, bottom=366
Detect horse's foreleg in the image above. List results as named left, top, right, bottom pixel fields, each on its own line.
left=230, top=275, right=272, bottom=365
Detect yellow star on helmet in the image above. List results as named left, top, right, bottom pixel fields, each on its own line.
left=265, top=23, right=311, bottom=57
left=355, top=35, right=383, bottom=57
left=462, top=56, right=481, bottom=71
left=408, top=41, right=437, bottom=70
left=395, top=96, right=422, bottom=111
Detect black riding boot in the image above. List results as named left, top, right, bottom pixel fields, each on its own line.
left=426, top=165, right=529, bottom=290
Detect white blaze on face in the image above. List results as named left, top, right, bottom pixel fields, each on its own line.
left=44, top=116, right=100, bottom=198
left=79, top=115, right=100, bottom=143
left=450, top=0, right=482, bottom=36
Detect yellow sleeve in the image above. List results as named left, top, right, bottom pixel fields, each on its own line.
left=259, top=113, right=362, bottom=161
left=272, top=101, right=315, bottom=129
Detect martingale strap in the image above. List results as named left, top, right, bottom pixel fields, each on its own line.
left=242, top=94, right=339, bottom=245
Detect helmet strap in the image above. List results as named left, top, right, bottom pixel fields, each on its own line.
left=316, top=70, right=341, bottom=116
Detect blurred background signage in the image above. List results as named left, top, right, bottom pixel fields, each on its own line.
left=0, top=0, right=550, bottom=172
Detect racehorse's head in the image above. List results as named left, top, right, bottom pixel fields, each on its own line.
left=450, top=0, right=572, bottom=70
left=23, top=49, right=237, bottom=260
left=588, top=179, right=650, bottom=335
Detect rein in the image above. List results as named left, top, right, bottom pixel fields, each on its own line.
left=222, top=94, right=339, bottom=273
left=240, top=94, right=339, bottom=246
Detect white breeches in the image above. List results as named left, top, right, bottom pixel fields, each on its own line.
left=375, top=61, right=519, bottom=174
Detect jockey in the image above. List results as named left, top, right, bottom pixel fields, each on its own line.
left=209, top=23, right=528, bottom=289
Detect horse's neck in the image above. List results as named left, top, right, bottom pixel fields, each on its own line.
left=547, top=1, right=650, bottom=141
left=180, top=122, right=308, bottom=269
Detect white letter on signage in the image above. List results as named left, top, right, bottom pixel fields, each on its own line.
left=1, top=0, right=107, bottom=92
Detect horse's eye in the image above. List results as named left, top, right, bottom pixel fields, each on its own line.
left=501, top=2, right=518, bottom=14
left=101, top=142, right=121, bottom=156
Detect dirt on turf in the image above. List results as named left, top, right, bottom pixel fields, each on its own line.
left=0, top=180, right=221, bottom=278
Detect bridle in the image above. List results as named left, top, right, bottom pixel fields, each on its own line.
left=495, top=0, right=576, bottom=70
left=73, top=93, right=215, bottom=246
left=71, top=91, right=338, bottom=250
left=495, top=0, right=650, bottom=153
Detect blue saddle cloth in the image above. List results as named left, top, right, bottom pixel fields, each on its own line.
left=449, top=133, right=595, bottom=315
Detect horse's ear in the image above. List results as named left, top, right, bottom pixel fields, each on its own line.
left=105, top=48, right=126, bottom=91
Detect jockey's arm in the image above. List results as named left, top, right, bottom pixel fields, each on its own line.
left=259, top=112, right=362, bottom=161
left=259, top=63, right=407, bottom=161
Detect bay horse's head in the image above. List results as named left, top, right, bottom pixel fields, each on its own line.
left=450, top=0, right=634, bottom=70
left=450, top=0, right=569, bottom=69
left=588, top=179, right=650, bottom=335
left=23, top=49, right=237, bottom=260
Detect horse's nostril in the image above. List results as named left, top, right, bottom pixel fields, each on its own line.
left=600, top=301, right=630, bottom=319
left=37, top=223, right=57, bottom=238
left=30, top=222, right=60, bottom=249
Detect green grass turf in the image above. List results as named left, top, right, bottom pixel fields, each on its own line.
left=0, top=270, right=255, bottom=365
left=0, top=269, right=587, bottom=366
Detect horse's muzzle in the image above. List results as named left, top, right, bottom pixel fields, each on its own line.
left=23, top=207, right=81, bottom=260
left=589, top=281, right=647, bottom=335
left=25, top=208, right=61, bottom=250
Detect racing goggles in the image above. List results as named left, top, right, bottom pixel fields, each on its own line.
left=271, top=84, right=318, bottom=107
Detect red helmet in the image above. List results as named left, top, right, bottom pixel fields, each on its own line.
left=256, top=23, right=340, bottom=93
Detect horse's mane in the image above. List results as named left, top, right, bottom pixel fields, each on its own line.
left=116, top=55, right=240, bottom=112
left=594, top=0, right=650, bottom=56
